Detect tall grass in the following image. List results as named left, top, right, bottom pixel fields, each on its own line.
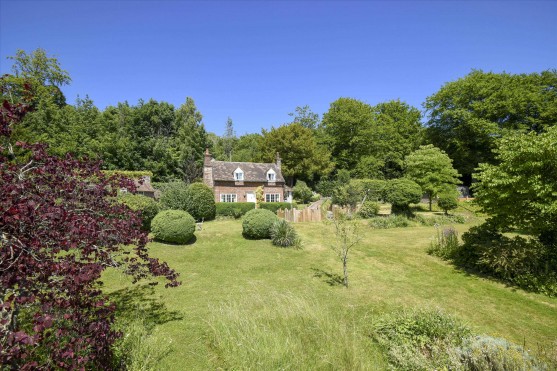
left=206, top=289, right=384, bottom=370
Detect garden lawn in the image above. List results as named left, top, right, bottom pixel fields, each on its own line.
left=102, top=218, right=557, bottom=370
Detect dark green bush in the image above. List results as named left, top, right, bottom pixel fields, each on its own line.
left=293, top=180, right=313, bottom=204
left=158, top=182, right=189, bottom=211
left=259, top=202, right=293, bottom=213
left=316, top=178, right=338, bottom=197
left=242, top=209, right=278, bottom=239
left=358, top=201, right=380, bottom=218
left=270, top=219, right=302, bottom=248
left=151, top=210, right=196, bottom=244
left=384, top=178, right=422, bottom=215
left=216, top=203, right=255, bottom=218
left=373, top=309, right=471, bottom=370
left=117, top=193, right=160, bottom=231
left=185, top=183, right=216, bottom=221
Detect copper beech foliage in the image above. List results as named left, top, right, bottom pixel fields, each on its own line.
left=0, top=76, right=180, bottom=369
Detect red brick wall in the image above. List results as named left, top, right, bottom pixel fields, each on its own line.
left=213, top=181, right=285, bottom=202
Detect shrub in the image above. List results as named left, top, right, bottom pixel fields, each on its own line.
left=242, top=209, right=278, bottom=239
left=372, top=308, right=471, bottom=370
left=358, top=201, right=380, bottom=218
left=151, top=210, right=196, bottom=244
left=117, top=193, right=160, bottom=231
left=368, top=215, right=412, bottom=229
left=384, top=178, right=422, bottom=215
left=216, top=203, right=255, bottom=218
left=293, top=180, right=313, bottom=204
left=315, top=178, right=337, bottom=197
left=351, top=179, right=387, bottom=202
left=414, top=214, right=466, bottom=226
left=332, top=182, right=362, bottom=210
left=158, top=181, right=189, bottom=211
left=458, top=335, right=544, bottom=370
left=270, top=219, right=302, bottom=248
left=437, top=187, right=459, bottom=215
left=185, top=183, right=216, bottom=221
left=259, top=202, right=293, bottom=213
left=428, top=227, right=460, bottom=260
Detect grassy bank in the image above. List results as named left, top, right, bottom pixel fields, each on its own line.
left=103, top=216, right=557, bottom=369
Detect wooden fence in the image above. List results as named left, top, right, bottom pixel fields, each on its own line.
left=277, top=208, right=323, bottom=223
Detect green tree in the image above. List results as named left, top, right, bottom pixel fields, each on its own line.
left=288, top=105, right=320, bottom=130
left=405, top=145, right=460, bottom=211
left=232, top=133, right=263, bottom=162
left=473, top=127, right=557, bottom=246
left=328, top=213, right=362, bottom=288
left=293, top=180, right=313, bottom=204
left=437, top=186, right=459, bottom=215
left=260, top=123, right=333, bottom=186
left=223, top=116, right=236, bottom=161
left=384, top=178, right=422, bottom=215
left=424, top=70, right=557, bottom=185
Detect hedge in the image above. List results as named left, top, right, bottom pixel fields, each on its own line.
left=258, top=202, right=293, bottom=213
left=242, top=209, right=278, bottom=239
left=117, top=193, right=160, bottom=231
left=185, top=183, right=216, bottom=221
left=216, top=202, right=255, bottom=218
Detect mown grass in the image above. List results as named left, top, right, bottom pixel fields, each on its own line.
left=102, top=213, right=557, bottom=370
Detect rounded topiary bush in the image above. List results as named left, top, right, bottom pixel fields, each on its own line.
left=242, top=209, right=278, bottom=239
left=151, top=210, right=196, bottom=244
left=159, top=182, right=189, bottom=211
left=185, top=183, right=216, bottom=221
left=117, top=193, right=160, bottom=231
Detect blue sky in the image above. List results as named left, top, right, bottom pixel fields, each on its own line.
left=1, top=0, right=556, bottom=135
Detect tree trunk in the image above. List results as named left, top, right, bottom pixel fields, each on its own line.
left=343, top=254, right=349, bottom=288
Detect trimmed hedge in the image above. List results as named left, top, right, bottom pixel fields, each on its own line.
left=242, top=209, right=278, bottom=239
left=159, top=182, right=189, bottom=211
left=151, top=210, right=196, bottom=244
left=117, top=193, right=160, bottom=231
left=216, top=202, right=255, bottom=218
left=258, top=202, right=293, bottom=213
left=185, top=183, right=216, bottom=221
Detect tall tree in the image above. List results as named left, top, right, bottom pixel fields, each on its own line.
left=405, top=145, right=460, bottom=211
left=260, top=123, right=333, bottom=186
left=232, top=133, right=263, bottom=162
left=289, top=105, right=320, bottom=130
left=223, top=116, right=236, bottom=161
left=424, top=70, right=557, bottom=185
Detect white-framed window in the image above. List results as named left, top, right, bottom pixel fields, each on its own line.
left=267, top=169, right=276, bottom=181
left=234, top=167, right=244, bottom=181
left=220, top=194, right=237, bottom=203
left=265, top=193, right=280, bottom=202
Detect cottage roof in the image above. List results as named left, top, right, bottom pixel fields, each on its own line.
left=211, top=160, right=285, bottom=183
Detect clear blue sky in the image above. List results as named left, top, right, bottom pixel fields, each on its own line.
left=1, top=0, right=556, bottom=135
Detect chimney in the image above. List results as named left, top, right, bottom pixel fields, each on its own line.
left=276, top=152, right=281, bottom=169
left=204, top=148, right=213, bottom=167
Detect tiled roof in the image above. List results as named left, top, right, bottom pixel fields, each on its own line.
left=211, top=160, right=285, bottom=183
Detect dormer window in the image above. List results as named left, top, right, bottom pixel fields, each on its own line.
left=267, top=169, right=276, bottom=181
left=234, top=167, right=244, bottom=181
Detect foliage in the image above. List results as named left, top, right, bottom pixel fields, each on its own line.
left=428, top=227, right=460, bottom=260
left=384, top=178, right=422, bottom=214
left=242, top=209, right=278, bottom=239
left=288, top=105, right=320, bottom=130
left=405, top=144, right=460, bottom=211
left=0, top=89, right=178, bottom=369
left=255, top=186, right=264, bottom=205
left=457, top=224, right=557, bottom=296
left=159, top=181, right=189, bottom=211
left=413, top=213, right=466, bottom=226
left=258, top=202, right=293, bottom=213
left=260, top=123, right=333, bottom=185
left=332, top=182, right=362, bottom=210
left=270, top=219, right=302, bottom=248
left=358, top=201, right=380, bottom=218
left=222, top=117, right=235, bottom=161
left=184, top=182, right=216, bottom=221
left=327, top=213, right=362, bottom=287
left=437, top=186, right=460, bottom=215
left=458, top=335, right=544, bottom=371
left=231, top=133, right=262, bottom=162
left=473, top=126, right=557, bottom=247
left=350, top=179, right=387, bottom=202
left=151, top=210, right=196, bottom=244
left=117, top=193, right=160, bottom=231
left=372, top=308, right=471, bottom=370
left=102, top=170, right=153, bottom=178
left=424, top=69, right=557, bottom=184
left=292, top=180, right=313, bottom=203
left=315, top=177, right=337, bottom=197
left=215, top=202, right=255, bottom=218
left=368, top=215, right=412, bottom=229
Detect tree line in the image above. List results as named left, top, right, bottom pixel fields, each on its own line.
left=2, top=49, right=556, bottom=189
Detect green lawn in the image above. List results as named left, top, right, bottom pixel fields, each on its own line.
left=103, top=216, right=557, bottom=370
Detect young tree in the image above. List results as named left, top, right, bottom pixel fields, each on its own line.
left=292, top=180, right=313, bottom=204
left=384, top=178, right=422, bottom=215
left=405, top=145, right=460, bottom=211
left=437, top=186, right=459, bottom=215
left=474, top=127, right=557, bottom=246
left=0, top=78, right=179, bottom=368
left=328, top=214, right=362, bottom=288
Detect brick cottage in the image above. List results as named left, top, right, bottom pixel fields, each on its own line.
left=203, top=149, right=292, bottom=203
